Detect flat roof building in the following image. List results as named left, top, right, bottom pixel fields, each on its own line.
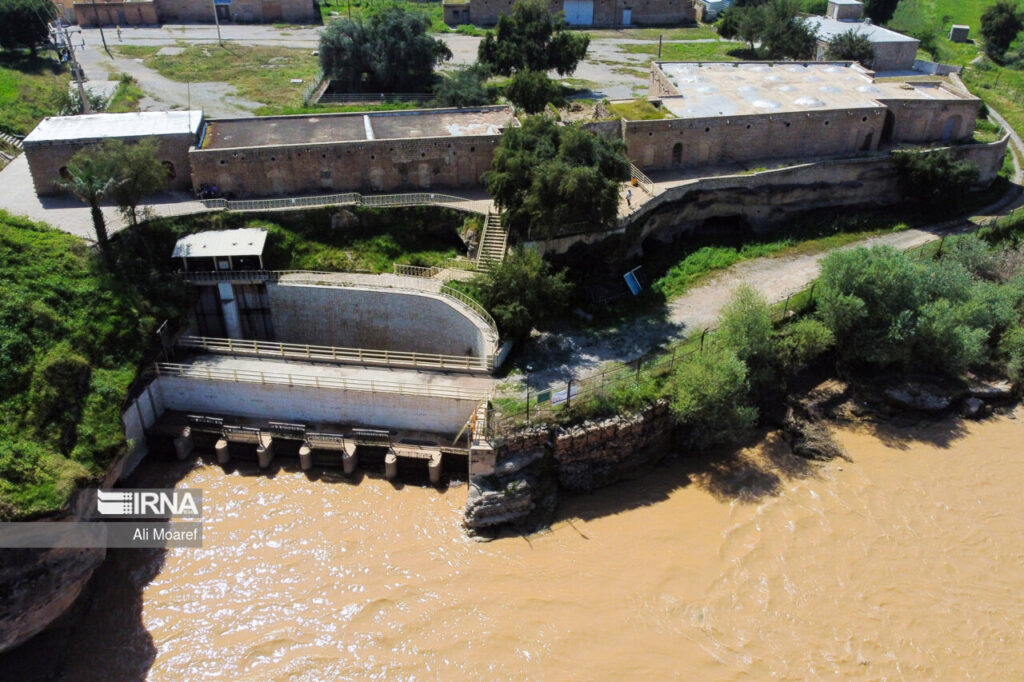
left=23, top=110, right=204, bottom=196
left=636, top=61, right=980, bottom=171
left=173, top=228, right=268, bottom=272
left=807, top=0, right=920, bottom=71
left=190, top=106, right=517, bottom=198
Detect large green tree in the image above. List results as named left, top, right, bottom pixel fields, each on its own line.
left=981, top=0, right=1024, bottom=60
left=485, top=115, right=630, bottom=240
left=0, top=0, right=55, bottom=56
left=825, top=29, right=876, bottom=67
left=93, top=138, right=169, bottom=226
left=319, top=6, right=452, bottom=93
left=504, top=69, right=563, bottom=113
left=478, top=0, right=590, bottom=76
left=718, top=0, right=816, bottom=59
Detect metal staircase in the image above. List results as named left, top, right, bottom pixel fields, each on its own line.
left=476, top=212, right=509, bottom=270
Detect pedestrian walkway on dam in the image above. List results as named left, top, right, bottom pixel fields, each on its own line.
left=177, top=354, right=496, bottom=396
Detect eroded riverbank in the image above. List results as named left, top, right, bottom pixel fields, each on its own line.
left=4, top=408, right=1024, bottom=679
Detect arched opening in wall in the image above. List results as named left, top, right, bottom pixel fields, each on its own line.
left=162, top=161, right=176, bottom=180
left=671, top=142, right=682, bottom=167
left=59, top=166, right=72, bottom=180
left=881, top=111, right=896, bottom=143
left=942, top=115, right=962, bottom=142
left=861, top=131, right=873, bottom=151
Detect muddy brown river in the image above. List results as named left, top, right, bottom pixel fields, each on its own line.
left=9, top=408, right=1024, bottom=680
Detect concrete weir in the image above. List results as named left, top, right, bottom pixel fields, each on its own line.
left=145, top=411, right=471, bottom=484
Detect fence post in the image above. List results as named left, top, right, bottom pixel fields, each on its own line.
left=636, top=357, right=642, bottom=382
left=566, top=379, right=572, bottom=411
left=937, top=236, right=946, bottom=258
left=782, top=295, right=790, bottom=319
left=809, top=283, right=816, bottom=303
left=526, top=388, right=531, bottom=426
left=700, top=328, right=708, bottom=350
left=670, top=346, right=677, bottom=371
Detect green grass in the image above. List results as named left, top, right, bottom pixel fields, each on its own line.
left=925, top=0, right=990, bottom=32
left=606, top=97, right=675, bottom=120
left=106, top=73, right=144, bottom=113
left=0, top=212, right=174, bottom=520
left=621, top=40, right=745, bottom=62
left=0, top=52, right=69, bottom=135
left=320, top=0, right=452, bottom=33
left=115, top=44, right=319, bottom=110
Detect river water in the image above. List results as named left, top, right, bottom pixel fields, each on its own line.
left=16, top=408, right=1024, bottom=680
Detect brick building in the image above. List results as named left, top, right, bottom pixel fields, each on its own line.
left=444, top=0, right=695, bottom=27
left=637, top=61, right=978, bottom=171
left=805, top=0, right=919, bottom=72
left=68, top=0, right=318, bottom=27
left=189, top=106, right=516, bottom=197
left=23, top=110, right=203, bottom=196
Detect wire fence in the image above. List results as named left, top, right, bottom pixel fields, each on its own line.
left=486, top=234, right=959, bottom=437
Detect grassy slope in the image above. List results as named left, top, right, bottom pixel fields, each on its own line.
left=621, top=40, right=743, bottom=62
left=0, top=212, right=159, bottom=520
left=0, top=52, right=69, bottom=135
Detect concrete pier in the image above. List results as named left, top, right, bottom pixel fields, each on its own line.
left=299, top=444, right=313, bottom=471
left=429, top=453, right=443, bottom=485
left=385, top=451, right=398, bottom=480
left=342, top=441, right=358, bottom=476
left=173, top=427, right=194, bottom=461
left=256, top=436, right=275, bottom=469
left=215, top=438, right=230, bottom=465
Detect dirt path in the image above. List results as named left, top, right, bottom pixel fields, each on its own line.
left=519, top=168, right=1024, bottom=391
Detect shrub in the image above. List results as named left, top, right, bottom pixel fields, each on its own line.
left=716, top=285, right=776, bottom=388
left=472, top=247, right=573, bottom=340
left=775, top=317, right=835, bottom=375
left=999, top=325, right=1024, bottom=383
left=505, top=69, right=563, bottom=114
left=666, top=346, right=758, bottom=448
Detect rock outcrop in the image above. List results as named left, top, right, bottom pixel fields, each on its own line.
left=0, top=546, right=105, bottom=653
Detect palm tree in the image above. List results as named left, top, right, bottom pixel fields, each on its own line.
left=56, top=157, right=127, bottom=264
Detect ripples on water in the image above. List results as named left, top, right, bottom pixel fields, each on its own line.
left=14, top=408, right=1024, bottom=679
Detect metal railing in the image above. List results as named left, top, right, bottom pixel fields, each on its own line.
left=178, top=335, right=493, bottom=372
left=302, top=70, right=325, bottom=106
left=201, top=191, right=487, bottom=214
left=153, top=363, right=489, bottom=401
left=177, top=269, right=499, bottom=338
left=393, top=263, right=442, bottom=278
left=629, top=164, right=655, bottom=195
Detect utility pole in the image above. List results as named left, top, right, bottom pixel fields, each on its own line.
left=90, top=2, right=112, bottom=57
left=52, top=22, right=91, bottom=114
left=212, top=0, right=223, bottom=46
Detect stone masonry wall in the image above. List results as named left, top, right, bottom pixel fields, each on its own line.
left=24, top=132, right=195, bottom=196
left=878, top=96, right=978, bottom=144
left=624, top=107, right=886, bottom=171
left=459, top=0, right=695, bottom=26
left=496, top=401, right=676, bottom=492
left=154, top=0, right=317, bottom=23
left=189, top=134, right=499, bottom=197
left=74, top=1, right=159, bottom=27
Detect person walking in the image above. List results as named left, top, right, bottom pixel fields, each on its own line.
left=625, top=188, right=633, bottom=209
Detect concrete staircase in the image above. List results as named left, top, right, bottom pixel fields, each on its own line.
left=476, top=212, right=508, bottom=270
left=0, top=132, right=23, bottom=151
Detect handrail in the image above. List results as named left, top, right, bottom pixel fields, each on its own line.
left=178, top=335, right=493, bottom=372
left=393, top=263, right=441, bottom=278
left=178, top=269, right=500, bottom=339
left=153, top=363, right=489, bottom=401
left=629, top=163, right=655, bottom=195
left=200, top=191, right=487, bottom=214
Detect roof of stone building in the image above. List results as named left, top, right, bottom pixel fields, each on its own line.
left=201, top=106, right=514, bottom=150
left=653, top=62, right=968, bottom=118
left=805, top=16, right=919, bottom=44
left=172, top=228, right=268, bottom=259
left=24, top=110, right=203, bottom=144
